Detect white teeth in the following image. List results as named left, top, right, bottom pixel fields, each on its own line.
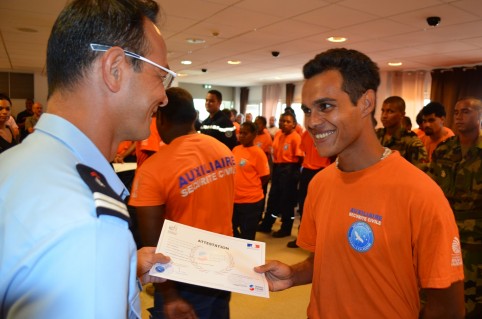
left=314, top=130, right=335, bottom=139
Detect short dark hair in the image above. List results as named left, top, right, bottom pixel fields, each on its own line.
left=221, top=108, right=232, bottom=119
left=416, top=110, right=423, bottom=126
left=255, top=116, right=267, bottom=127
left=303, top=48, right=380, bottom=105
left=281, top=112, right=297, bottom=125
left=383, top=96, right=406, bottom=112
left=422, top=102, right=446, bottom=117
left=47, top=0, right=160, bottom=97
left=402, top=116, right=412, bottom=127
left=208, top=89, right=222, bottom=102
left=157, top=87, right=196, bottom=125
left=240, top=121, right=257, bottom=134
left=0, top=93, right=12, bottom=105
left=456, top=97, right=482, bottom=112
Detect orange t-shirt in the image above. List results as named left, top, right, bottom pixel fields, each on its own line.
left=295, top=123, right=304, bottom=135
left=233, top=121, right=240, bottom=139
left=116, top=141, right=135, bottom=156
left=413, top=128, right=425, bottom=138
left=298, top=152, right=464, bottom=319
left=253, top=130, right=272, bottom=156
left=272, top=131, right=303, bottom=163
left=232, top=145, right=270, bottom=204
left=420, top=127, right=455, bottom=161
left=135, top=117, right=162, bottom=168
left=129, top=133, right=234, bottom=236
left=300, top=131, right=331, bottom=170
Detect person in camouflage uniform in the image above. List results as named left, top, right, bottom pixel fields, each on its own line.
left=375, top=96, right=428, bottom=166
left=429, top=96, right=482, bottom=319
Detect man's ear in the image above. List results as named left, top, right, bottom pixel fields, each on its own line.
left=360, top=89, right=376, bottom=118
left=101, top=47, right=128, bottom=93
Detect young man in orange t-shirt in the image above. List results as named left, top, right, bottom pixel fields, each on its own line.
left=255, top=48, right=465, bottom=319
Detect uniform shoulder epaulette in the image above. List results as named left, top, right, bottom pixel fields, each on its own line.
left=76, top=163, right=131, bottom=225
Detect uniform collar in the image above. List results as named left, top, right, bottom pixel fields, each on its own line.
left=35, top=113, right=129, bottom=199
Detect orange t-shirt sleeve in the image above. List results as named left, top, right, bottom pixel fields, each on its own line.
left=129, top=159, right=166, bottom=207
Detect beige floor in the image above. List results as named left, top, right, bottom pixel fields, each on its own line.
left=140, top=217, right=312, bottom=318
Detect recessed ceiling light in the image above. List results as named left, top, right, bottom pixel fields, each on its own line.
left=181, top=60, right=192, bottom=65
left=227, top=60, right=241, bottom=65
left=388, top=62, right=403, bottom=66
left=17, top=27, right=38, bottom=33
left=327, top=36, right=347, bottom=43
left=186, top=38, right=206, bottom=44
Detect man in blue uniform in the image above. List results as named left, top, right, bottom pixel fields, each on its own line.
left=0, top=0, right=173, bottom=318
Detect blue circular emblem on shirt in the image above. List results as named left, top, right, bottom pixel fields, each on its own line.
left=347, top=221, right=374, bottom=252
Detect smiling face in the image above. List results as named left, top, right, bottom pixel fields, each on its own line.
left=121, top=19, right=169, bottom=141
left=301, top=69, right=366, bottom=158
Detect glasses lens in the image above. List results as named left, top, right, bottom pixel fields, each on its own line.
left=0, top=107, right=10, bottom=111
left=163, top=73, right=174, bottom=89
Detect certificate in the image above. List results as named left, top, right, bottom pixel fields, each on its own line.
left=149, top=219, right=269, bottom=298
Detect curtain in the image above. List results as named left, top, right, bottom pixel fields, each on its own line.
left=430, top=66, right=482, bottom=129
left=286, top=83, right=295, bottom=107
left=239, top=87, right=249, bottom=115
left=262, top=84, right=282, bottom=118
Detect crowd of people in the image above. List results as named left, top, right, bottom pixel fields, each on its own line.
left=0, top=0, right=480, bottom=319
left=0, top=95, right=44, bottom=155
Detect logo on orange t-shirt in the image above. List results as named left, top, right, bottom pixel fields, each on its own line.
left=451, top=237, right=463, bottom=266
left=347, top=221, right=374, bottom=253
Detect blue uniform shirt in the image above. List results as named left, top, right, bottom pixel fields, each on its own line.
left=0, top=114, right=140, bottom=318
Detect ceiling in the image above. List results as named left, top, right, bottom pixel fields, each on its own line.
left=1, top=0, right=482, bottom=87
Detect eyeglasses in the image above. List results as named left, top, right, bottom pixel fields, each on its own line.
left=0, top=106, right=11, bottom=111
left=90, top=43, right=177, bottom=89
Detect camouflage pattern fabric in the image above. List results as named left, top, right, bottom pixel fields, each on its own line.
left=429, top=132, right=482, bottom=318
left=375, top=127, right=428, bottom=166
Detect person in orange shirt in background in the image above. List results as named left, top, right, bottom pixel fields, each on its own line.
left=254, top=116, right=273, bottom=208
left=258, top=112, right=303, bottom=238
left=136, top=114, right=163, bottom=168
left=287, top=130, right=332, bottom=248
left=129, top=87, right=234, bottom=319
left=254, top=116, right=273, bottom=160
left=222, top=108, right=240, bottom=140
left=413, top=110, right=425, bottom=138
left=232, top=122, right=270, bottom=240
left=114, top=141, right=136, bottom=163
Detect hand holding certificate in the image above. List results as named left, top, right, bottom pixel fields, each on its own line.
left=149, top=220, right=269, bottom=298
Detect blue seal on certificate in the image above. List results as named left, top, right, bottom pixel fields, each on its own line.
left=155, top=265, right=165, bottom=273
